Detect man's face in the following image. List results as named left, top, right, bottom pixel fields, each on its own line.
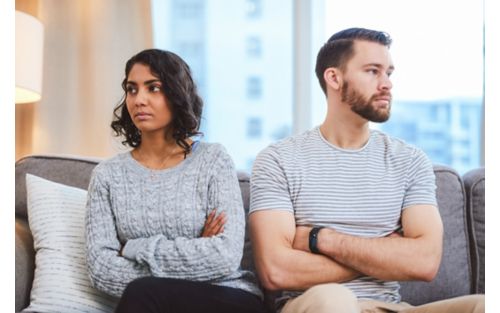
left=340, top=40, right=394, bottom=123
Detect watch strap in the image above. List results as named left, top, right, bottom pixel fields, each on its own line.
left=309, top=227, right=324, bottom=254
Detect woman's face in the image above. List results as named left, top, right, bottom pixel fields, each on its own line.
left=125, top=63, right=173, bottom=136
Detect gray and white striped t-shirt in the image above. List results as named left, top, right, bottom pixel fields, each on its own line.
left=250, top=126, right=437, bottom=304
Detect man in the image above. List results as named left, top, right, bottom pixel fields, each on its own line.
left=249, top=28, right=484, bottom=313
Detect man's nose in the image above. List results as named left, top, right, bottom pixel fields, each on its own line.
left=380, top=74, right=392, bottom=91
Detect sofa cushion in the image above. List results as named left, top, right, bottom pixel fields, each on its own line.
left=463, top=167, right=485, bottom=294
left=16, top=155, right=100, bottom=219
left=24, top=174, right=117, bottom=313
left=400, top=165, right=473, bottom=304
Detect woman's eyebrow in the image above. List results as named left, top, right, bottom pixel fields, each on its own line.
left=144, top=79, right=161, bottom=85
left=125, top=79, right=161, bottom=85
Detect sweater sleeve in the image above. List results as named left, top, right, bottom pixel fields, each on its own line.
left=85, top=166, right=151, bottom=298
left=121, top=146, right=245, bottom=281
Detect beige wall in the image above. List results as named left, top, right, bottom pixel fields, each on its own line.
left=15, top=0, right=38, bottom=160
left=16, top=0, right=152, bottom=160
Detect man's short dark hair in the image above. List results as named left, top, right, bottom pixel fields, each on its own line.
left=315, top=27, right=392, bottom=94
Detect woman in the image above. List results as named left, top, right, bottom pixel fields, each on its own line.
left=85, top=49, right=264, bottom=313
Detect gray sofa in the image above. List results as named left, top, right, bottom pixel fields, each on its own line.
left=15, top=155, right=485, bottom=312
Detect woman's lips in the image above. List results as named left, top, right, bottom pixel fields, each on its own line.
left=135, top=112, right=152, bottom=121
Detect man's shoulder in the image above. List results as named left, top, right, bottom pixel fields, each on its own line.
left=371, top=129, right=425, bottom=158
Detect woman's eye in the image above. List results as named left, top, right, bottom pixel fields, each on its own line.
left=150, top=85, right=161, bottom=92
left=126, top=86, right=137, bottom=94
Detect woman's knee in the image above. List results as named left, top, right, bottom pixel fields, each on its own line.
left=122, top=276, right=155, bottom=298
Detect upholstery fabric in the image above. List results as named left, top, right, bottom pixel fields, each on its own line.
left=463, top=168, right=485, bottom=294
left=15, top=219, right=35, bottom=311
left=400, top=166, right=472, bottom=305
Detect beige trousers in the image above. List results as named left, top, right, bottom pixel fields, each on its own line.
left=280, top=283, right=485, bottom=313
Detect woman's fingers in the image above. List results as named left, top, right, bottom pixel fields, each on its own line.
left=201, top=210, right=227, bottom=237
left=212, top=213, right=226, bottom=235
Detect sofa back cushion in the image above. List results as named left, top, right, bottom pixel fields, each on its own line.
left=399, top=165, right=473, bottom=304
left=15, top=155, right=101, bottom=219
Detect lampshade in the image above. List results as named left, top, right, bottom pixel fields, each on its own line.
left=16, top=11, right=44, bottom=104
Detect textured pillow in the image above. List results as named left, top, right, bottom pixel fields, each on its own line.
left=24, top=174, right=117, bottom=313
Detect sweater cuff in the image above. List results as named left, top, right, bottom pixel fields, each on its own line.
left=122, top=238, right=148, bottom=261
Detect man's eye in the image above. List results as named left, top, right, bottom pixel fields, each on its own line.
left=368, top=69, right=378, bottom=75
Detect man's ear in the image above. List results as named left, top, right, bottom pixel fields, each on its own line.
left=323, top=68, right=342, bottom=91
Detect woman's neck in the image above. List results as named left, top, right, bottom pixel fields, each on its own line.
left=132, top=136, right=192, bottom=170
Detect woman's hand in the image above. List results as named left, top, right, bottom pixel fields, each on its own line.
left=201, top=209, right=226, bottom=237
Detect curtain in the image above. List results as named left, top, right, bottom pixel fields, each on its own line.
left=27, top=0, right=152, bottom=158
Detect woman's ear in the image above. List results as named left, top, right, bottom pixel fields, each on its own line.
left=323, top=68, right=342, bottom=91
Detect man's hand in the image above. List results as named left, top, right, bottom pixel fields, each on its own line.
left=201, top=209, right=226, bottom=237
left=293, top=226, right=313, bottom=252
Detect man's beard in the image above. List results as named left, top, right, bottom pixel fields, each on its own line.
left=341, top=82, right=391, bottom=123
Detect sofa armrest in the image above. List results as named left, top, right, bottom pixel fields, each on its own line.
left=463, top=167, right=485, bottom=294
left=15, top=218, right=35, bottom=312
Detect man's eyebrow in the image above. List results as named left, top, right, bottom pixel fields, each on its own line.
left=364, top=63, right=395, bottom=71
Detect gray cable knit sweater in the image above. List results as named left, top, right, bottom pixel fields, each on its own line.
left=85, top=142, right=262, bottom=298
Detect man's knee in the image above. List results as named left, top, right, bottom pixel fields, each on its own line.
left=286, top=283, right=359, bottom=313
left=462, top=294, right=485, bottom=313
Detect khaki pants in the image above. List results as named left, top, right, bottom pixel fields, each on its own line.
left=281, top=283, right=484, bottom=313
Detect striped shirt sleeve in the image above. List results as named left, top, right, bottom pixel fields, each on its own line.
left=250, top=145, right=293, bottom=213
left=402, top=148, right=438, bottom=209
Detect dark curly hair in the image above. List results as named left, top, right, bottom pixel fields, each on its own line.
left=111, top=49, right=203, bottom=155
left=315, top=27, right=392, bottom=94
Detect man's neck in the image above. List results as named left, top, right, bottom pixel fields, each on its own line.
left=320, top=109, right=371, bottom=150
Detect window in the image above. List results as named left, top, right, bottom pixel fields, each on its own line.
left=247, top=117, right=263, bottom=138
left=175, top=0, right=203, bottom=19
left=152, top=0, right=293, bottom=172
left=246, top=36, right=262, bottom=58
left=246, top=0, right=262, bottom=18
left=246, top=76, right=262, bottom=99
left=151, top=0, right=483, bottom=174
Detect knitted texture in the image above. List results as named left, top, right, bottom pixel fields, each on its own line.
left=85, top=142, right=261, bottom=298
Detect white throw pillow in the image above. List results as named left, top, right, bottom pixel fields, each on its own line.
left=23, top=174, right=117, bottom=313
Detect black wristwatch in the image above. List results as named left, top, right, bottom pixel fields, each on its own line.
left=309, top=227, right=324, bottom=254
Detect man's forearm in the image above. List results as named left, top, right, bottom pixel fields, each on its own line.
left=255, top=244, right=360, bottom=291
left=317, top=228, right=440, bottom=281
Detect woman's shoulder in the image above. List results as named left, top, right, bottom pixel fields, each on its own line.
left=92, top=151, right=130, bottom=176
left=193, top=141, right=227, bottom=157
left=194, top=141, right=234, bottom=166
